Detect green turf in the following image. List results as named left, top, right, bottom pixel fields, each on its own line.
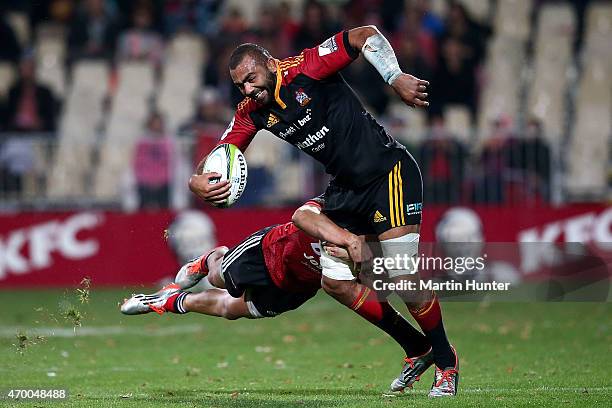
left=0, top=288, right=610, bottom=407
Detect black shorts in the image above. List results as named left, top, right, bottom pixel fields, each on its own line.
left=323, top=151, right=423, bottom=235
left=245, top=286, right=317, bottom=318
left=221, top=226, right=317, bottom=317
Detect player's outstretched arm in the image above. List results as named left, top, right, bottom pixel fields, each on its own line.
left=190, top=101, right=257, bottom=206
left=348, top=25, right=429, bottom=108
left=292, top=204, right=370, bottom=263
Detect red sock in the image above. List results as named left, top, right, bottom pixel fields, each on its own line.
left=186, top=250, right=214, bottom=276
left=350, top=286, right=383, bottom=322
left=199, top=250, right=215, bottom=275
left=408, top=295, right=442, bottom=331
left=162, top=292, right=188, bottom=314
left=409, top=295, right=455, bottom=369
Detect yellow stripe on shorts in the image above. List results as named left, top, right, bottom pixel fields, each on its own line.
left=388, top=169, right=395, bottom=227
left=398, top=161, right=405, bottom=225
left=394, top=164, right=400, bottom=227
left=388, top=162, right=406, bottom=228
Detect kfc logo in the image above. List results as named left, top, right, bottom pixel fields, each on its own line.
left=518, top=207, right=612, bottom=273
left=0, top=213, right=103, bottom=279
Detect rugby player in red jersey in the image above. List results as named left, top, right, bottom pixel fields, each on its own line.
left=121, top=200, right=431, bottom=386
left=188, top=26, right=458, bottom=396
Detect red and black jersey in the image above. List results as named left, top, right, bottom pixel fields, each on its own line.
left=217, top=31, right=407, bottom=188
left=261, top=200, right=323, bottom=292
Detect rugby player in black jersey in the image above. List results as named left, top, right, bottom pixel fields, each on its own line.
left=189, top=26, right=458, bottom=396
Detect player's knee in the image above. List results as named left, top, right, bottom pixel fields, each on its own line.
left=404, top=290, right=435, bottom=311
left=380, top=231, right=420, bottom=278
left=223, top=312, right=241, bottom=320
left=219, top=296, right=242, bottom=320
left=210, top=246, right=229, bottom=264
left=208, top=268, right=223, bottom=288
left=321, top=276, right=357, bottom=299
left=220, top=302, right=241, bottom=320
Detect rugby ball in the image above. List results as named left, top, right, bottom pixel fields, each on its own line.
left=201, top=143, right=248, bottom=208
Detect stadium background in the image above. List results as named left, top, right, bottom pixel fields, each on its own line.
left=0, top=0, right=609, bottom=286
left=0, top=0, right=610, bottom=406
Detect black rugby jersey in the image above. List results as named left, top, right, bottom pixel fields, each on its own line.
left=216, top=31, right=407, bottom=188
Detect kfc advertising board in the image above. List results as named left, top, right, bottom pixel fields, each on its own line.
left=0, top=205, right=610, bottom=287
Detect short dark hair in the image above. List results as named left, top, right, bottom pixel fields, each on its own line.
left=229, top=43, right=272, bottom=70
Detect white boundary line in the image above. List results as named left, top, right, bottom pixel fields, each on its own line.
left=456, top=387, right=611, bottom=393
left=382, top=387, right=612, bottom=396
left=0, top=324, right=204, bottom=338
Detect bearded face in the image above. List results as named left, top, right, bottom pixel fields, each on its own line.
left=230, top=54, right=277, bottom=106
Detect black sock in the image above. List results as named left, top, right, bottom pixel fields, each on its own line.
left=408, top=296, right=455, bottom=369
left=377, top=305, right=431, bottom=357
left=351, top=287, right=430, bottom=357
left=169, top=292, right=189, bottom=314
left=423, top=321, right=454, bottom=369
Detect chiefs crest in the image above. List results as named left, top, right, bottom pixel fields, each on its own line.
left=295, top=88, right=311, bottom=107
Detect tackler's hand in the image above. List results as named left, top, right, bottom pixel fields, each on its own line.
left=324, top=235, right=373, bottom=264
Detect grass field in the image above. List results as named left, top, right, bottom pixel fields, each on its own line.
left=0, top=288, right=610, bottom=407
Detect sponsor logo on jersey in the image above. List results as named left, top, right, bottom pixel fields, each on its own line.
left=279, top=125, right=296, bottom=139
left=407, top=202, right=423, bottom=216
left=318, top=36, right=338, bottom=56
left=295, top=88, right=311, bottom=106
left=267, top=113, right=279, bottom=128
left=296, top=125, right=329, bottom=150
left=303, top=253, right=322, bottom=270
left=298, top=109, right=312, bottom=126
left=373, top=210, right=387, bottom=223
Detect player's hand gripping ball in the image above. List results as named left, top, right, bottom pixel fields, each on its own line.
left=202, top=144, right=248, bottom=207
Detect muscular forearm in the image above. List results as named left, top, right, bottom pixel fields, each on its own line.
left=195, top=155, right=207, bottom=174
left=348, top=25, right=402, bottom=85
left=292, top=205, right=356, bottom=247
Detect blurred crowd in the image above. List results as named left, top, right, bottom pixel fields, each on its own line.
left=1, top=0, right=589, bottom=208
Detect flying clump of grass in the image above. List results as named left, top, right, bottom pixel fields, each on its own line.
left=13, top=332, right=46, bottom=354
left=60, top=277, right=92, bottom=329
left=76, top=277, right=92, bottom=304
left=63, top=307, right=84, bottom=328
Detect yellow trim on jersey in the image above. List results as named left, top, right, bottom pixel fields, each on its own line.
left=274, top=54, right=305, bottom=109
left=278, top=59, right=304, bottom=70
left=236, top=98, right=250, bottom=112
left=278, top=53, right=304, bottom=71
left=388, top=162, right=406, bottom=228
left=274, top=63, right=287, bottom=109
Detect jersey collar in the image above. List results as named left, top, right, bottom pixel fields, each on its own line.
left=273, top=60, right=287, bottom=109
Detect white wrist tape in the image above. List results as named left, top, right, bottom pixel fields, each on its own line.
left=361, top=32, right=403, bottom=85
left=320, top=245, right=356, bottom=281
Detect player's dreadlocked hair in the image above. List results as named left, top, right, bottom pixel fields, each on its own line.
left=229, top=43, right=273, bottom=69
